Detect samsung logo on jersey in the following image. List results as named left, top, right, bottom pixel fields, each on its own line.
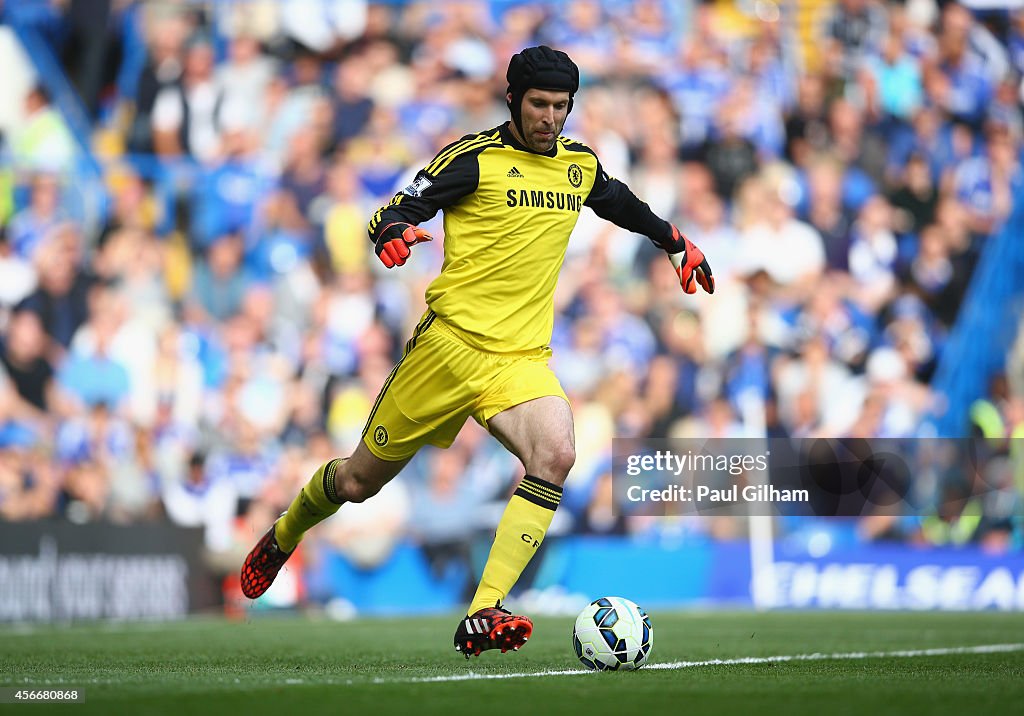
left=506, top=189, right=582, bottom=213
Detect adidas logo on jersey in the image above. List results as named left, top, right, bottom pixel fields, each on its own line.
left=507, top=166, right=524, bottom=178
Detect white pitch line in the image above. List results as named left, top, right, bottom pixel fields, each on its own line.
left=645, top=643, right=1024, bottom=671
left=392, top=643, right=1024, bottom=684
left=10, top=643, right=1024, bottom=689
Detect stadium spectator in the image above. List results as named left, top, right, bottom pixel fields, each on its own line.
left=736, top=170, right=826, bottom=295
left=888, top=152, right=938, bottom=235
left=953, top=122, right=1021, bottom=235
left=9, top=86, right=76, bottom=172
left=862, top=31, right=924, bottom=123
left=17, top=226, right=93, bottom=349
left=162, top=451, right=240, bottom=553
left=319, top=475, right=411, bottom=570
left=905, top=223, right=963, bottom=328
left=847, top=195, right=900, bottom=312
left=408, top=443, right=482, bottom=584
left=784, top=73, right=830, bottom=167
left=821, top=0, right=888, bottom=82
left=804, top=154, right=853, bottom=271
left=7, top=174, right=64, bottom=262
left=1, top=310, right=55, bottom=416
left=702, top=91, right=759, bottom=200
left=152, top=36, right=223, bottom=161
left=217, top=35, right=280, bottom=134
left=127, top=10, right=190, bottom=154
left=0, top=435, right=57, bottom=520
left=188, top=233, right=254, bottom=322
left=0, top=227, right=38, bottom=312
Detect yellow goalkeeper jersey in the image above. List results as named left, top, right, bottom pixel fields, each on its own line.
left=368, top=123, right=670, bottom=353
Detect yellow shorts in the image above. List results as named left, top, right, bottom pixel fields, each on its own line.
left=361, top=310, right=568, bottom=461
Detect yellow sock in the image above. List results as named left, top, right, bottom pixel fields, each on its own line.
left=274, top=459, right=346, bottom=552
left=468, top=475, right=562, bottom=615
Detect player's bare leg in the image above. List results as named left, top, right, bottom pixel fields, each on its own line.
left=241, top=443, right=410, bottom=599
left=454, top=396, right=575, bottom=657
left=487, top=396, right=576, bottom=489
left=331, top=441, right=412, bottom=503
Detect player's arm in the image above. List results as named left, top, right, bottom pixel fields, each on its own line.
left=585, top=162, right=714, bottom=295
left=367, top=139, right=482, bottom=268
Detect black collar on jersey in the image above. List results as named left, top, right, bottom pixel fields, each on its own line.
left=500, top=122, right=558, bottom=157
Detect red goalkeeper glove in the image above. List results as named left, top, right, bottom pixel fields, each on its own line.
left=374, top=222, right=434, bottom=268
left=665, top=224, right=714, bottom=295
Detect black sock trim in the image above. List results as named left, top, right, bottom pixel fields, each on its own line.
left=522, top=474, right=563, bottom=495
left=322, top=459, right=345, bottom=505
left=513, top=474, right=562, bottom=511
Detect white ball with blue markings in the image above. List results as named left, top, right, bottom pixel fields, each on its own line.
left=572, top=596, right=653, bottom=671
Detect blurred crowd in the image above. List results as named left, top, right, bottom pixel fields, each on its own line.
left=1, top=0, right=1023, bottom=583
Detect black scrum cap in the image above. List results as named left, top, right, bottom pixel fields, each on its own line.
left=506, top=46, right=579, bottom=136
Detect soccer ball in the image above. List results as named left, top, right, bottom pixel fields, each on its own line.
left=572, top=596, right=653, bottom=671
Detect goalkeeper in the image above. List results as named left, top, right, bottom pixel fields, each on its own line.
left=241, top=46, right=714, bottom=657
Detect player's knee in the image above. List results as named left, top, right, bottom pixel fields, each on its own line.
left=555, top=444, right=577, bottom=477
left=336, top=466, right=385, bottom=503
left=537, top=443, right=575, bottom=482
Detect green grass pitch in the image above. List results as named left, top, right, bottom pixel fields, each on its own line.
left=2, top=611, right=1023, bottom=715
